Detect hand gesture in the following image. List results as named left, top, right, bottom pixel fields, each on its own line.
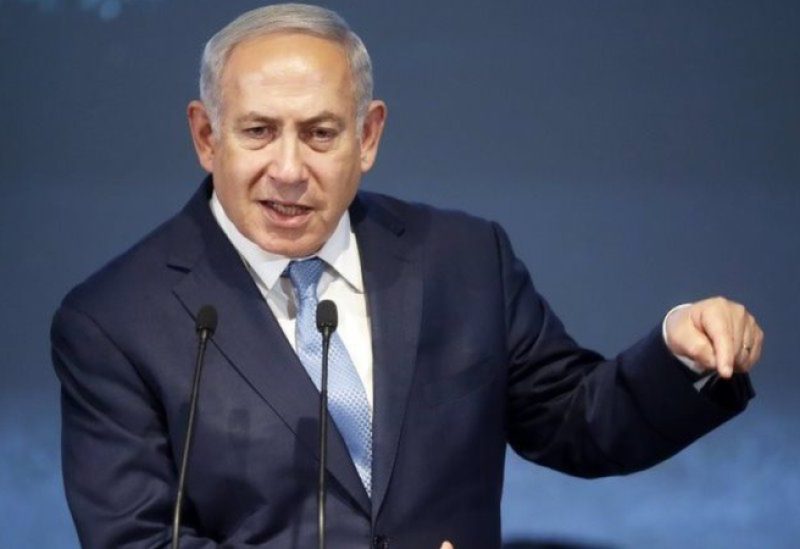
left=665, top=297, right=763, bottom=378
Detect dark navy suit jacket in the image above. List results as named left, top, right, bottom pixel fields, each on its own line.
left=52, top=180, right=752, bottom=548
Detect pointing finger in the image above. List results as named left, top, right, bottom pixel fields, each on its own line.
left=697, top=306, right=734, bottom=378
left=729, top=304, right=746, bottom=366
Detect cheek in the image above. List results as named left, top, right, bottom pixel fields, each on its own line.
left=227, top=150, right=263, bottom=179
left=317, top=155, right=362, bottom=201
left=217, top=151, right=264, bottom=192
left=213, top=160, right=263, bottom=222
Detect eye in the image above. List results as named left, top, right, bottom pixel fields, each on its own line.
left=242, top=125, right=274, bottom=140
left=304, top=126, right=339, bottom=147
left=316, top=128, right=335, bottom=140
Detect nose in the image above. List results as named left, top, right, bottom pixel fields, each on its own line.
left=266, top=133, right=307, bottom=185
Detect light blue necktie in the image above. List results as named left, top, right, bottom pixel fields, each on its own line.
left=287, top=258, right=373, bottom=496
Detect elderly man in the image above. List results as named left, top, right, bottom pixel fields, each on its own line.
left=51, top=3, right=761, bottom=548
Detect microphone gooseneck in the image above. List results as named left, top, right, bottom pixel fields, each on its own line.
left=171, top=305, right=218, bottom=549
left=315, top=299, right=338, bottom=549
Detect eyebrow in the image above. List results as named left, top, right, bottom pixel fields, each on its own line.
left=235, top=110, right=345, bottom=128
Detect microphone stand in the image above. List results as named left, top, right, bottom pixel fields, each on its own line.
left=171, top=306, right=217, bottom=549
left=316, top=300, right=337, bottom=549
left=318, top=328, right=331, bottom=549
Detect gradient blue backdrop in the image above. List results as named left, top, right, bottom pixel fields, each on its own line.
left=1, top=1, right=798, bottom=547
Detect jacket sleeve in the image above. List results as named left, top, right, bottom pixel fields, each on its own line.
left=51, top=302, right=222, bottom=549
left=493, top=222, right=754, bottom=478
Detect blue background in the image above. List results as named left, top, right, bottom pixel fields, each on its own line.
left=1, top=1, right=798, bottom=547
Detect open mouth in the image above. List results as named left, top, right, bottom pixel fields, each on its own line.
left=261, top=200, right=314, bottom=227
left=264, top=200, right=312, bottom=217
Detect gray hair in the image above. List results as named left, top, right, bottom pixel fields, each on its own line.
left=199, top=3, right=373, bottom=130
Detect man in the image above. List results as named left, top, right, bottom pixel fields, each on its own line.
left=51, top=4, right=762, bottom=548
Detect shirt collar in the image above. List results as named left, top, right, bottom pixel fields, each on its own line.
left=209, top=192, right=364, bottom=293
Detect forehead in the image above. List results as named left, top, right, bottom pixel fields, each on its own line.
left=220, top=32, right=355, bottom=116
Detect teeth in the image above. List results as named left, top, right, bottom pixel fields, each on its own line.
left=269, top=201, right=307, bottom=216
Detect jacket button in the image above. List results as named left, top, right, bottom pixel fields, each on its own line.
left=373, top=535, right=390, bottom=549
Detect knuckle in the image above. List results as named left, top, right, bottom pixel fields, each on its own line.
left=738, top=349, right=750, bottom=362
left=687, top=341, right=709, bottom=358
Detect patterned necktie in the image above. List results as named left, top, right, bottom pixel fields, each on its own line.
left=287, top=258, right=373, bottom=496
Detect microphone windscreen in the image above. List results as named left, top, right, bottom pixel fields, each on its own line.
left=316, top=300, right=338, bottom=332
left=195, top=305, right=218, bottom=335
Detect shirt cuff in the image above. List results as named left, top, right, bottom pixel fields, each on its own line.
left=662, top=303, right=716, bottom=390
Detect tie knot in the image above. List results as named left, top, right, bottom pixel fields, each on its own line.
left=287, top=257, right=325, bottom=301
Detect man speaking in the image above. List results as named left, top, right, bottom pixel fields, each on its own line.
left=51, top=4, right=762, bottom=548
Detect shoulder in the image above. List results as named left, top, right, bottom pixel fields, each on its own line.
left=57, top=202, right=192, bottom=323
left=353, top=191, right=520, bottom=293
left=356, top=190, right=493, bottom=225
left=354, top=190, right=504, bottom=247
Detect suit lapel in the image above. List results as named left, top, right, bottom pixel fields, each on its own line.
left=350, top=195, right=423, bottom=521
left=168, top=182, right=370, bottom=515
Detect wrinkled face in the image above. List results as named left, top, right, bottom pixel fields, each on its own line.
left=189, top=32, right=385, bottom=257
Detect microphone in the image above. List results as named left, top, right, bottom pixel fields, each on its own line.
left=315, top=300, right=338, bottom=549
left=171, top=305, right=218, bottom=549
left=317, top=300, right=337, bottom=337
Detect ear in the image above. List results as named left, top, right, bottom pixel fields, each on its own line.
left=187, top=100, right=216, bottom=173
left=359, top=100, right=387, bottom=172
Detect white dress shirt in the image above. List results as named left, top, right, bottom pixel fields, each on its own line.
left=210, top=193, right=375, bottom=410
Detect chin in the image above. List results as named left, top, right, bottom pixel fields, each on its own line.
left=259, top=238, right=321, bottom=259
